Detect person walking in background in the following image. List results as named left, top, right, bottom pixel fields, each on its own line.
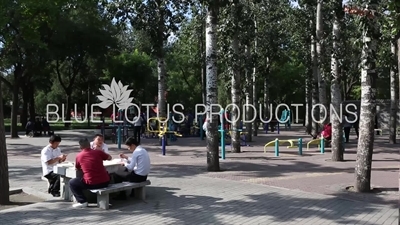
left=343, top=113, right=356, bottom=143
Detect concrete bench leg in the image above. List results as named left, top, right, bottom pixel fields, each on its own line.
left=134, top=187, right=146, bottom=200
left=97, top=194, right=110, bottom=210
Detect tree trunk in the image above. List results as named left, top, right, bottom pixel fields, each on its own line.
left=21, top=87, right=29, bottom=128
left=311, top=25, right=319, bottom=137
left=263, top=61, right=270, bottom=119
left=205, top=2, right=220, bottom=171
left=0, top=81, right=10, bottom=204
left=355, top=2, right=379, bottom=192
left=29, top=86, right=35, bottom=120
left=389, top=40, right=397, bottom=144
left=201, top=19, right=207, bottom=105
left=230, top=32, right=241, bottom=153
left=330, top=6, right=344, bottom=161
left=316, top=0, right=327, bottom=125
left=11, top=83, right=19, bottom=138
left=245, top=45, right=253, bottom=142
left=305, top=71, right=312, bottom=134
left=398, top=38, right=400, bottom=100
left=252, top=19, right=258, bottom=137
left=157, top=57, right=167, bottom=118
left=64, top=94, right=72, bottom=127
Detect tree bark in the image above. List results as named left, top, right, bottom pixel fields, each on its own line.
left=252, top=19, right=258, bottom=137
left=157, top=57, right=167, bottom=118
left=355, top=1, right=379, bottom=192
left=29, top=86, right=35, bottom=120
left=330, top=4, right=344, bottom=161
left=398, top=38, right=400, bottom=100
left=305, top=70, right=312, bottom=134
left=21, top=87, right=29, bottom=128
left=311, top=23, right=319, bottom=137
left=0, top=81, right=10, bottom=204
left=389, top=40, right=397, bottom=144
left=316, top=0, right=328, bottom=125
left=11, top=82, right=19, bottom=138
left=263, top=60, right=270, bottom=119
left=205, top=1, right=220, bottom=171
left=201, top=18, right=207, bottom=105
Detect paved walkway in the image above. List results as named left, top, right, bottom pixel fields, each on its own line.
left=1, top=129, right=398, bottom=224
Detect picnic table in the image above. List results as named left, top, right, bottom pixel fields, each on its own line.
left=54, top=160, right=122, bottom=201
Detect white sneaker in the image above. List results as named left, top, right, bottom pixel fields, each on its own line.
left=72, top=202, right=88, bottom=208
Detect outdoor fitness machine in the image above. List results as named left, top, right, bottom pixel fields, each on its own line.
left=264, top=136, right=345, bottom=157
left=155, top=117, right=182, bottom=156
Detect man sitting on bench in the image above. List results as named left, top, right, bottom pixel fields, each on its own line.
left=113, top=137, right=150, bottom=199
left=69, top=138, right=112, bottom=208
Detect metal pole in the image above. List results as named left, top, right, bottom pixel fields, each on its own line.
left=277, top=123, right=280, bottom=134
left=220, top=128, right=225, bottom=160
left=101, top=116, right=105, bottom=137
left=200, top=115, right=204, bottom=140
left=117, top=124, right=121, bottom=149
left=320, top=138, right=325, bottom=153
left=162, top=135, right=166, bottom=155
left=298, top=138, right=303, bottom=155
left=274, top=138, right=279, bottom=157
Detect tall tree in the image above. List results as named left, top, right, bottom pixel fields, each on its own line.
left=205, top=0, right=220, bottom=171
left=316, top=0, right=328, bottom=125
left=113, top=0, right=189, bottom=118
left=388, top=40, right=397, bottom=144
left=330, top=0, right=344, bottom=161
left=0, top=81, right=10, bottom=204
left=345, top=2, right=380, bottom=192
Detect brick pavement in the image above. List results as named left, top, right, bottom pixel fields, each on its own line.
left=1, top=129, right=399, bottom=224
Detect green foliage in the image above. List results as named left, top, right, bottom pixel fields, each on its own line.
left=105, top=51, right=157, bottom=104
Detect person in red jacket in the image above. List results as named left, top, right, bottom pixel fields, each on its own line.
left=320, top=123, right=332, bottom=141
left=69, top=138, right=112, bottom=208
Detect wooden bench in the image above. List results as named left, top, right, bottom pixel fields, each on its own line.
left=90, top=180, right=151, bottom=210
left=264, top=139, right=297, bottom=153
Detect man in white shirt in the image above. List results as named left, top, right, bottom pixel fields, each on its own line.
left=132, top=114, right=143, bottom=144
left=113, top=137, right=150, bottom=200
left=90, top=134, right=109, bottom=154
left=41, top=135, right=67, bottom=197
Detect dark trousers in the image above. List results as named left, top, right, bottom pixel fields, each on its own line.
left=113, top=171, right=147, bottom=183
left=26, top=129, right=32, bottom=135
left=344, top=127, right=351, bottom=142
left=69, top=178, right=109, bottom=203
left=133, top=126, right=141, bottom=143
left=44, top=172, right=60, bottom=194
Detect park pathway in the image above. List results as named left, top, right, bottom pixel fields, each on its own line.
left=1, top=130, right=398, bottom=224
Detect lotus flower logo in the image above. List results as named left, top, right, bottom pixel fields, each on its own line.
left=96, top=78, right=134, bottom=110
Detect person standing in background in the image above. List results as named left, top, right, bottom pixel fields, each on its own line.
left=132, top=114, right=143, bottom=144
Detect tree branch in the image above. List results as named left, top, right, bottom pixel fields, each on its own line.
left=56, top=59, right=68, bottom=91
left=180, top=66, right=195, bottom=90
left=0, top=75, right=12, bottom=89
